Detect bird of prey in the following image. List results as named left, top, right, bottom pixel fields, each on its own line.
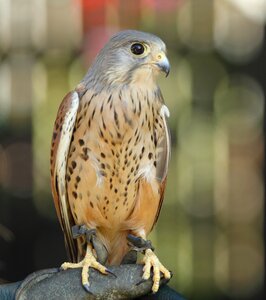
left=50, top=30, right=171, bottom=293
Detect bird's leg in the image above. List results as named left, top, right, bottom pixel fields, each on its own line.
left=142, top=248, right=171, bottom=293
left=61, top=225, right=114, bottom=293
left=127, top=233, right=171, bottom=293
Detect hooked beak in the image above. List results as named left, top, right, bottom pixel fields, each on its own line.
left=155, top=52, right=170, bottom=77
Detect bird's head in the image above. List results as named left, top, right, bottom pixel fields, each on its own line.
left=85, top=30, right=170, bottom=88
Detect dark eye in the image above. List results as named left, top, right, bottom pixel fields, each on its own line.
left=131, top=43, right=145, bottom=55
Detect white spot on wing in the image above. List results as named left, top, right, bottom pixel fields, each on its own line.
left=137, top=163, right=155, bottom=183
left=160, top=104, right=170, bottom=118
left=158, top=104, right=171, bottom=181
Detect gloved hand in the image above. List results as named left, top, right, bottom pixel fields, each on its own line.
left=0, top=234, right=187, bottom=299
left=0, top=265, right=186, bottom=300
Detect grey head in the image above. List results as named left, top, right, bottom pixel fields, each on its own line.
left=82, top=30, right=170, bottom=90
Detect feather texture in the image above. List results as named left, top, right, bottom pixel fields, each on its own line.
left=50, top=91, right=80, bottom=262
left=50, top=30, right=171, bottom=265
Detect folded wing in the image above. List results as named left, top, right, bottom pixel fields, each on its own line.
left=50, top=91, right=80, bottom=262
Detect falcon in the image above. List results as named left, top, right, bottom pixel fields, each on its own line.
left=50, top=30, right=171, bottom=293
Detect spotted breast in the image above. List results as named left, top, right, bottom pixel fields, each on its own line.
left=65, top=85, right=167, bottom=264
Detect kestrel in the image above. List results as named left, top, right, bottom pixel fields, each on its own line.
left=50, top=30, right=171, bottom=293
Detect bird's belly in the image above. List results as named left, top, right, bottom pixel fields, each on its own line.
left=86, top=138, right=142, bottom=228
left=67, top=92, right=157, bottom=231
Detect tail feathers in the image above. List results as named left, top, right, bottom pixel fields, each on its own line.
left=75, top=230, right=130, bottom=265
left=98, top=230, right=129, bottom=265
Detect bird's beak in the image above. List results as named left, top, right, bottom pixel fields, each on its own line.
left=155, top=52, right=170, bottom=77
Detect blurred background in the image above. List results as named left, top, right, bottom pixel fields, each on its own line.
left=0, top=0, right=265, bottom=299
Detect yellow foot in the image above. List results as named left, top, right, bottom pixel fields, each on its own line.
left=142, top=249, right=171, bottom=293
left=61, top=244, right=113, bottom=292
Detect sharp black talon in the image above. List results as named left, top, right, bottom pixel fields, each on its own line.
left=160, top=276, right=171, bottom=285
left=105, top=268, right=117, bottom=278
left=83, top=283, right=93, bottom=294
left=136, top=278, right=147, bottom=286
left=160, top=270, right=173, bottom=279
left=169, top=270, right=173, bottom=277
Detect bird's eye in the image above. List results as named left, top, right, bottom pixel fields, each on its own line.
left=131, top=43, right=145, bottom=55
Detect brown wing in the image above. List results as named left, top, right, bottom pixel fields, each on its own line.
left=50, top=90, right=80, bottom=262
left=152, top=104, right=171, bottom=228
